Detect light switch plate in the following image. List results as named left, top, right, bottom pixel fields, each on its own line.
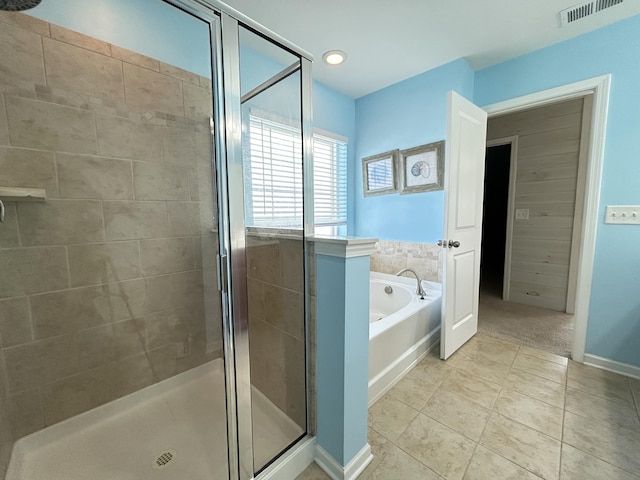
left=605, top=205, right=640, bottom=224
left=515, top=208, right=529, bottom=220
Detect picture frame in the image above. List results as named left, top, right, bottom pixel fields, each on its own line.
left=362, top=149, right=399, bottom=197
left=398, top=140, right=444, bottom=194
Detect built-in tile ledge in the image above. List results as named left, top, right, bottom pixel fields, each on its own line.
left=311, top=235, right=378, bottom=258
left=0, top=187, right=47, bottom=202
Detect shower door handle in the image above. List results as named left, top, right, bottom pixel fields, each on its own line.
left=0, top=199, right=4, bottom=223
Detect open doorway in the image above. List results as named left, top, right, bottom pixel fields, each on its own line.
left=480, top=143, right=512, bottom=299
left=476, top=97, right=594, bottom=357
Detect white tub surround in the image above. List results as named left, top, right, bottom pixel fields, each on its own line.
left=368, top=272, right=442, bottom=405
left=313, top=236, right=377, bottom=480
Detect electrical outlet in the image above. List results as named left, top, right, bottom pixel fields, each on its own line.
left=605, top=205, right=640, bottom=224
left=515, top=208, right=529, bottom=220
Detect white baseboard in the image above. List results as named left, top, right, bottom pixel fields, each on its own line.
left=315, top=443, right=373, bottom=480
left=258, top=436, right=316, bottom=480
left=583, top=354, right=640, bottom=380
left=368, top=331, right=440, bottom=407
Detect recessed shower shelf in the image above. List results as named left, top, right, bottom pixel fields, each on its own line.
left=0, top=187, right=47, bottom=202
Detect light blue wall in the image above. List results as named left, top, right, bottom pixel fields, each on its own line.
left=475, top=14, right=640, bottom=368
left=354, top=58, right=475, bottom=243
left=315, top=253, right=370, bottom=465
left=29, top=0, right=212, bottom=77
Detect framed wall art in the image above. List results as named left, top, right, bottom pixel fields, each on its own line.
left=362, top=150, right=398, bottom=197
left=398, top=140, right=444, bottom=194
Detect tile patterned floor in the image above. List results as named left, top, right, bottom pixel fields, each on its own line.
left=297, top=335, right=640, bottom=480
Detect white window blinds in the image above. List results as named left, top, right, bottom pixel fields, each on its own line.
left=245, top=115, right=347, bottom=230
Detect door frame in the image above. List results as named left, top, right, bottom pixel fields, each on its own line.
left=484, top=136, right=518, bottom=302
left=482, top=74, right=611, bottom=362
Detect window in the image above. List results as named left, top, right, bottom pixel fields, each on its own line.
left=244, top=115, right=347, bottom=232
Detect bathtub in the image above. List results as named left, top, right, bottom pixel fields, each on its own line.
left=369, top=271, right=442, bottom=405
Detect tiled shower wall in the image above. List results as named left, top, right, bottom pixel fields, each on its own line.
left=0, top=10, right=221, bottom=451
left=246, top=233, right=308, bottom=428
left=371, top=239, right=443, bottom=283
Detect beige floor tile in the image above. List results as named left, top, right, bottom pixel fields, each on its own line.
left=494, top=389, right=564, bottom=439
left=386, top=370, right=440, bottom=410
left=563, top=411, right=640, bottom=474
left=504, top=369, right=566, bottom=408
left=480, top=413, right=561, bottom=480
left=440, top=369, right=502, bottom=409
left=447, top=350, right=512, bottom=385
left=410, top=351, right=457, bottom=385
left=421, top=387, right=490, bottom=441
left=295, top=462, right=331, bottom=480
left=460, top=334, right=520, bottom=366
left=368, top=396, right=419, bottom=442
left=560, top=443, right=640, bottom=480
left=358, top=428, right=395, bottom=480
left=567, top=361, right=634, bottom=407
left=512, top=353, right=567, bottom=385
left=368, top=443, right=442, bottom=480
left=464, top=445, right=541, bottom=480
left=519, top=345, right=568, bottom=366
left=397, top=413, right=476, bottom=480
left=630, top=378, right=640, bottom=416
left=565, top=387, right=640, bottom=429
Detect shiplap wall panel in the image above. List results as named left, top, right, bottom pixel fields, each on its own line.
left=488, top=98, right=584, bottom=312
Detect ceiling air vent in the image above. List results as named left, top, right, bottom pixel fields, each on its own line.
left=560, top=0, right=624, bottom=25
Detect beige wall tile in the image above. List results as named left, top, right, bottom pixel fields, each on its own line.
left=123, top=63, right=184, bottom=116
left=110, top=45, right=159, bottom=72
left=263, top=283, right=304, bottom=340
left=96, top=114, right=163, bottom=162
left=0, top=95, right=9, bottom=145
left=159, top=62, right=199, bottom=85
left=0, top=297, right=31, bottom=347
left=247, top=240, right=281, bottom=284
left=67, top=242, right=141, bottom=287
left=280, top=239, right=304, bottom=292
left=57, top=153, right=133, bottom=200
left=183, top=82, right=213, bottom=120
left=133, top=162, right=190, bottom=201
left=140, top=237, right=194, bottom=276
left=145, top=306, right=203, bottom=351
left=0, top=22, right=45, bottom=85
left=18, top=199, right=104, bottom=246
left=4, top=333, right=79, bottom=393
left=162, top=125, right=197, bottom=166
left=166, top=201, right=201, bottom=236
left=103, top=200, right=167, bottom=240
left=78, top=318, right=146, bottom=369
left=145, top=271, right=204, bottom=314
left=0, top=246, right=69, bottom=298
left=284, top=333, right=306, bottom=427
left=8, top=389, right=44, bottom=439
left=6, top=95, right=97, bottom=154
left=106, top=278, right=150, bottom=319
left=116, top=352, right=155, bottom=395
left=0, top=201, right=20, bottom=248
left=49, top=24, right=111, bottom=56
left=147, top=344, right=179, bottom=381
left=30, top=285, right=116, bottom=339
left=0, top=146, right=58, bottom=198
left=247, top=279, right=264, bottom=321
left=43, top=38, right=125, bottom=102
left=0, top=11, right=49, bottom=36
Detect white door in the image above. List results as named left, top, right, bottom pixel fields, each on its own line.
left=440, top=91, right=488, bottom=360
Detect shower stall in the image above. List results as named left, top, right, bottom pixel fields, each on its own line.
left=0, top=1, right=312, bottom=479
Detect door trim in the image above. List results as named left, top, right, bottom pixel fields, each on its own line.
left=485, top=136, right=518, bottom=302
left=483, top=74, right=611, bottom=362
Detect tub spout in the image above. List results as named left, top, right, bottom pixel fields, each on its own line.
left=395, top=268, right=426, bottom=298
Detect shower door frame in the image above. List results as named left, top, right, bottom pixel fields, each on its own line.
left=162, top=1, right=315, bottom=479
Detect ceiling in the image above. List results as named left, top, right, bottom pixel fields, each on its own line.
left=223, top=0, right=640, bottom=99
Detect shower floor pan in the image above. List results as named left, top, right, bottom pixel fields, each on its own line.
left=6, top=359, right=303, bottom=480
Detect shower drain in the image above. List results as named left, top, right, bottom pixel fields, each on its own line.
left=152, top=450, right=177, bottom=470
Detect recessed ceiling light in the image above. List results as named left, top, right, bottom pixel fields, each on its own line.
left=323, top=50, right=347, bottom=65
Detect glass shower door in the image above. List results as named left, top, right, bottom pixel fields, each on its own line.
left=221, top=22, right=309, bottom=476
left=0, top=2, right=230, bottom=479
